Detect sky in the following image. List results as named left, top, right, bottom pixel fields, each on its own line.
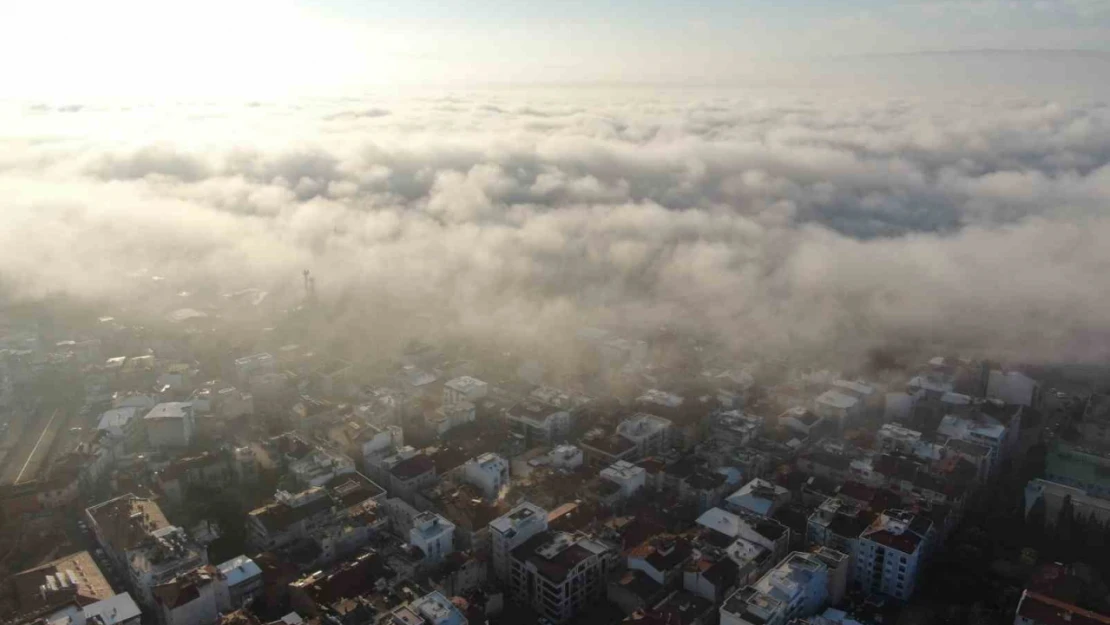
left=3, top=1, right=1110, bottom=369
left=3, top=0, right=1110, bottom=98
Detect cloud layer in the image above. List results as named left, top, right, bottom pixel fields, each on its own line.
left=4, top=86, right=1110, bottom=366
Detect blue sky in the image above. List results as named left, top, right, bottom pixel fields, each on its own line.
left=2, top=0, right=1109, bottom=97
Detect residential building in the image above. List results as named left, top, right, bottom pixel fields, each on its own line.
left=72, top=593, right=143, bottom=625
left=726, top=479, right=791, bottom=518
left=153, top=566, right=228, bottom=625
left=805, top=497, right=871, bottom=581
left=508, top=531, right=615, bottom=624
left=779, top=408, right=826, bottom=438
left=391, top=591, right=468, bottom=625
left=720, top=551, right=839, bottom=625
left=713, top=411, right=762, bottom=447
left=490, top=502, right=548, bottom=582
left=426, top=402, right=476, bottom=437
left=616, top=413, right=673, bottom=458
left=547, top=445, right=584, bottom=470
left=246, top=488, right=336, bottom=551
left=217, top=556, right=263, bottom=609
left=506, top=399, right=571, bottom=446
left=601, top=461, right=647, bottom=498
left=461, top=453, right=509, bottom=500
left=12, top=551, right=113, bottom=615
left=288, top=447, right=355, bottom=488
left=234, top=353, right=276, bottom=386
left=388, top=454, right=437, bottom=504
left=97, top=407, right=144, bottom=450
left=144, top=402, right=195, bottom=449
left=854, top=510, right=933, bottom=601
left=814, top=391, right=860, bottom=429
left=986, top=370, right=1040, bottom=408
left=409, top=512, right=455, bottom=564
left=443, top=376, right=488, bottom=407
left=85, top=495, right=207, bottom=608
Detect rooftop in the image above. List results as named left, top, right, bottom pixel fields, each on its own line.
left=816, top=390, right=859, bottom=410
left=217, top=555, right=262, bottom=588
left=1016, top=591, right=1110, bottom=625
left=13, top=551, right=113, bottom=612
left=390, top=454, right=436, bottom=480
left=445, top=376, right=487, bottom=394
left=86, top=494, right=171, bottom=552
left=511, top=530, right=611, bottom=583
left=490, top=501, right=547, bottom=535
left=144, top=402, right=192, bottom=421
left=860, top=510, right=931, bottom=555
left=82, top=593, right=142, bottom=625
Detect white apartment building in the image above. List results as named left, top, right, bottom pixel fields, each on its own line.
left=720, top=551, right=839, bottom=625
left=288, top=448, right=355, bottom=488
left=443, top=376, right=488, bottom=407
left=814, top=391, right=861, bottom=428
left=506, top=400, right=571, bottom=446
left=726, top=479, right=792, bottom=518
left=234, top=353, right=276, bottom=386
left=855, top=510, right=933, bottom=601
left=153, top=566, right=228, bottom=625
left=409, top=512, right=455, bottom=564
left=490, top=502, right=548, bottom=581
left=986, top=370, right=1039, bottom=407
left=427, top=401, right=475, bottom=437
left=508, top=531, right=615, bottom=624
left=936, top=411, right=1014, bottom=475
left=461, top=453, right=509, bottom=500
left=391, top=591, right=468, bottom=625
left=600, top=461, right=646, bottom=498
left=216, top=556, right=262, bottom=609
left=144, top=402, right=195, bottom=449
left=547, top=445, right=584, bottom=470
left=616, top=413, right=673, bottom=458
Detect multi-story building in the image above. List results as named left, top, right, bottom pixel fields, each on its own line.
left=460, top=453, right=509, bottom=500
left=814, top=391, right=861, bottom=429
left=854, top=510, right=933, bottom=601
left=720, top=551, right=843, bottom=625
left=288, top=447, right=355, bottom=488
left=97, top=407, right=144, bottom=450
left=85, top=495, right=207, bottom=608
left=234, top=353, right=276, bottom=387
left=806, top=497, right=871, bottom=581
left=153, top=566, right=228, bottom=625
left=246, top=488, right=336, bottom=552
left=600, top=461, right=646, bottom=499
left=443, top=376, right=488, bottom=407
left=506, top=400, right=571, bottom=446
left=1024, top=478, right=1110, bottom=530
left=1043, top=442, right=1110, bottom=498
left=11, top=551, right=114, bottom=616
left=986, top=370, right=1039, bottom=408
left=508, top=531, right=615, bottom=624
left=726, top=479, right=792, bottom=518
left=490, top=502, right=548, bottom=582
left=409, top=512, right=455, bottom=564
left=216, top=556, right=263, bottom=609
left=1013, top=589, right=1110, bottom=625
left=390, top=591, right=468, bottom=625
left=144, top=402, right=195, bottom=449
left=616, top=413, right=673, bottom=458
left=388, top=454, right=437, bottom=504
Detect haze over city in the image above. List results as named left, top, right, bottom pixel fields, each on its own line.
left=1, top=3, right=1110, bottom=625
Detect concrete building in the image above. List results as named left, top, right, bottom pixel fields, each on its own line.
left=443, top=376, right=488, bottom=407
left=391, top=591, right=468, bottom=625
left=720, top=551, right=840, bottom=625
left=986, top=370, right=1039, bottom=408
left=153, top=566, right=227, bottom=625
left=547, top=445, right=584, bottom=470
left=855, top=510, right=933, bottom=601
left=144, top=402, right=195, bottom=449
left=779, top=407, right=826, bottom=437
left=72, top=593, right=143, bottom=625
left=288, top=447, right=355, bottom=488
left=1014, top=589, right=1110, bottom=625
left=490, top=502, right=548, bottom=581
left=726, top=479, right=792, bottom=518
left=427, top=401, right=476, bottom=437
left=216, top=556, right=263, bottom=609
left=85, top=495, right=207, bottom=608
left=97, top=407, right=144, bottom=450
left=616, top=413, right=673, bottom=458
left=814, top=391, right=861, bottom=429
left=508, top=531, right=615, bottom=624
left=12, top=551, right=113, bottom=615
left=234, top=353, right=276, bottom=387
left=409, top=512, right=456, bottom=564
left=806, top=497, right=871, bottom=581
left=506, top=400, right=571, bottom=446
left=600, top=461, right=647, bottom=498
left=389, top=454, right=437, bottom=504
left=461, top=453, right=509, bottom=500
left=246, top=488, right=336, bottom=552
left=1044, top=442, right=1110, bottom=498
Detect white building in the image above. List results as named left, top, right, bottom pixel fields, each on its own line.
left=409, top=512, right=455, bottom=564
left=216, top=556, right=262, bottom=609
left=509, top=531, right=615, bottom=624
left=461, top=453, right=509, bottom=500
left=779, top=407, right=825, bottom=437
left=600, top=461, right=646, bottom=498
left=936, top=412, right=1010, bottom=475
left=490, top=502, right=548, bottom=582
left=855, top=510, right=932, bottom=600
left=234, top=353, right=276, bottom=386
left=79, top=593, right=143, bottom=625
left=506, top=400, right=571, bottom=446
left=427, top=401, right=475, bottom=437
left=391, top=591, right=468, bottom=625
left=720, top=552, right=837, bottom=625
left=443, top=376, right=488, bottom=407
left=616, top=413, right=673, bottom=458
left=144, top=402, right=195, bottom=449
left=288, top=447, right=356, bottom=488
left=547, top=445, right=584, bottom=470
left=726, top=479, right=791, bottom=518
left=986, top=370, right=1039, bottom=407
left=97, top=407, right=143, bottom=449
left=814, top=391, right=861, bottom=428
